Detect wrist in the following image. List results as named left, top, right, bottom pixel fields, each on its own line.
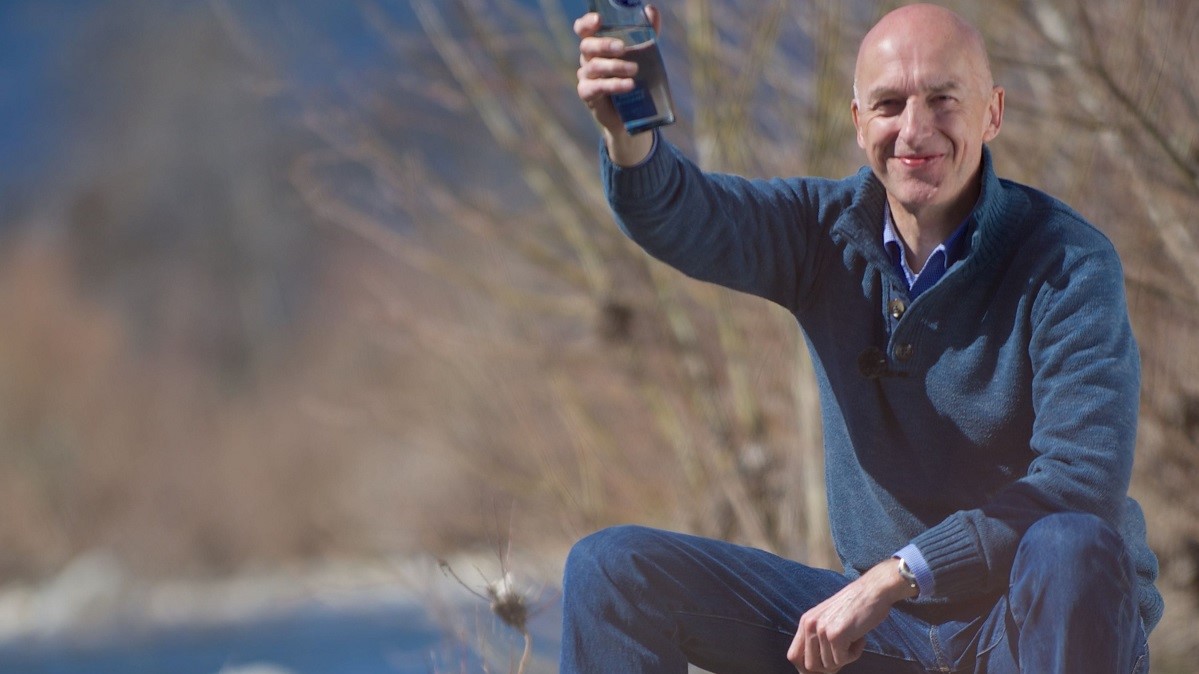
left=604, top=127, right=655, bottom=167
left=867, top=558, right=918, bottom=603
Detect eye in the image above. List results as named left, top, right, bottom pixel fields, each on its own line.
left=873, top=99, right=903, bottom=115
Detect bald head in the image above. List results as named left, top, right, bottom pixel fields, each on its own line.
left=854, top=4, right=993, bottom=105
left=848, top=3, right=1004, bottom=233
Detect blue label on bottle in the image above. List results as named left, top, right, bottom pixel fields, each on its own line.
left=612, top=88, right=658, bottom=125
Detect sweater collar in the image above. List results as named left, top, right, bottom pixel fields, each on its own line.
left=836, top=146, right=1027, bottom=277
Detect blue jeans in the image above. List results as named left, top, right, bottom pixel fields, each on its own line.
left=560, top=513, right=1149, bottom=673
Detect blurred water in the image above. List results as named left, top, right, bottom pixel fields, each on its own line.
left=0, top=584, right=562, bottom=674
left=0, top=603, right=470, bottom=674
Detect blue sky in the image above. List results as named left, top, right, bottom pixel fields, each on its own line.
left=0, top=1, right=399, bottom=196
left=0, top=0, right=592, bottom=206
left=0, top=1, right=100, bottom=195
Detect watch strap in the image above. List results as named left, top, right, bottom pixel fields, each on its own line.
left=896, top=556, right=919, bottom=591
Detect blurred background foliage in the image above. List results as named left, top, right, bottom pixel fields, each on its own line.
left=1, top=0, right=1197, bottom=670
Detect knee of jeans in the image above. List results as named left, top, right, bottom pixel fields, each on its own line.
left=1021, top=512, right=1119, bottom=555
left=1013, top=512, right=1131, bottom=589
left=564, top=525, right=658, bottom=591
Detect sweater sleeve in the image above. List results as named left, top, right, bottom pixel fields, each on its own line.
left=600, top=133, right=830, bottom=310
left=909, top=240, right=1140, bottom=600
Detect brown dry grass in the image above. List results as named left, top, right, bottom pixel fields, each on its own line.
left=1, top=0, right=1197, bottom=671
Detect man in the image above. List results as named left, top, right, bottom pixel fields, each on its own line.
left=563, top=3, right=1162, bottom=674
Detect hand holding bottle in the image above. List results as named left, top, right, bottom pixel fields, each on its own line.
left=574, top=3, right=672, bottom=166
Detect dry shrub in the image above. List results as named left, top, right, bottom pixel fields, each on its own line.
left=286, top=0, right=1199, bottom=669
left=0, top=1, right=1196, bottom=671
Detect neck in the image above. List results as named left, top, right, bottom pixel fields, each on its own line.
left=887, top=178, right=981, bottom=273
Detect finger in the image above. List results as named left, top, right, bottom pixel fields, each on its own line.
left=821, top=637, right=865, bottom=672
left=847, top=637, right=866, bottom=662
left=580, top=35, right=627, bottom=63
left=577, top=74, right=635, bottom=106
left=573, top=12, right=601, bottom=38
left=786, top=630, right=804, bottom=667
left=804, top=633, right=823, bottom=673
left=579, top=53, right=638, bottom=80
left=819, top=632, right=839, bottom=672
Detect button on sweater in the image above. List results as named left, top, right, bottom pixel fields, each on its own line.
left=601, top=135, right=1164, bottom=633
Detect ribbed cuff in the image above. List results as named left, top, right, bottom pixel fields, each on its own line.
left=908, top=514, right=985, bottom=599
left=894, top=544, right=935, bottom=599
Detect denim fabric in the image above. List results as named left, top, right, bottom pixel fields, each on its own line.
left=561, top=513, right=1147, bottom=673
left=601, top=139, right=1163, bottom=631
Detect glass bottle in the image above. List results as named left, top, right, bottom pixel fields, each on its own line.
left=588, top=0, right=676, bottom=134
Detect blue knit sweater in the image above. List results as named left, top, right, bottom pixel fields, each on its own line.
left=602, top=136, right=1164, bottom=633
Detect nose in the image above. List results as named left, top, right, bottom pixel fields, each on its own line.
left=897, top=99, right=933, bottom=149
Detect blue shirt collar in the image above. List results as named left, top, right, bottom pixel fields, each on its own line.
left=882, top=202, right=972, bottom=298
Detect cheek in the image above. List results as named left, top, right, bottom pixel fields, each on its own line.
left=945, top=120, right=976, bottom=150
left=862, top=121, right=897, bottom=154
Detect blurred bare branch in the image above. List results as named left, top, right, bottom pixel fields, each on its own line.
left=7, top=1, right=1197, bottom=667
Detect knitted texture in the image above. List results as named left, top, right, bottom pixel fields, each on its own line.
left=602, top=135, right=1164, bottom=633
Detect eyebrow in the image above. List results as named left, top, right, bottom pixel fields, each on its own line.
left=865, top=80, right=963, bottom=103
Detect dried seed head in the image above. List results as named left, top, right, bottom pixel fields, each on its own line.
left=486, top=573, right=529, bottom=633
left=439, top=560, right=531, bottom=634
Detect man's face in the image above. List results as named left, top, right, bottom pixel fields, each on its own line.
left=851, top=28, right=1003, bottom=219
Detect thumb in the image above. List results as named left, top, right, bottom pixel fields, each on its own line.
left=645, top=4, right=662, bottom=34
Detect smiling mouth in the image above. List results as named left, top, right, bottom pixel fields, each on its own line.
left=893, top=155, right=942, bottom=168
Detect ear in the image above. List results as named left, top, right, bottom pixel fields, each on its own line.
left=851, top=99, right=866, bottom=149
left=982, top=85, right=1004, bottom=143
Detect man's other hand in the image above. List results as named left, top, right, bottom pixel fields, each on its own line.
left=787, top=558, right=917, bottom=673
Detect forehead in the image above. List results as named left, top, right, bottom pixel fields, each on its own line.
left=856, top=32, right=986, bottom=99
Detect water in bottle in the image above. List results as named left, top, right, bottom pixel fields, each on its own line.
left=588, top=0, right=676, bottom=134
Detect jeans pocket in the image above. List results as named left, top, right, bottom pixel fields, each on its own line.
left=935, top=611, right=1007, bottom=672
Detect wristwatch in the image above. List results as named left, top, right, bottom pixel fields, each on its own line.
left=895, top=557, right=919, bottom=592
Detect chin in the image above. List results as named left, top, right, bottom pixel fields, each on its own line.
left=888, top=183, right=941, bottom=211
